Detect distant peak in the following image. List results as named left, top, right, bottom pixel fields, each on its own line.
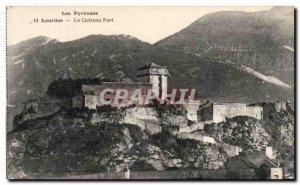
left=10, top=36, right=58, bottom=47
left=111, top=34, right=137, bottom=40
left=77, top=34, right=149, bottom=44
left=26, top=36, right=57, bottom=43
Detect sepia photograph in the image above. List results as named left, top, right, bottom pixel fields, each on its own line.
left=6, top=6, right=295, bottom=180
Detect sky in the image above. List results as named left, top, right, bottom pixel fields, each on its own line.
left=7, top=6, right=272, bottom=45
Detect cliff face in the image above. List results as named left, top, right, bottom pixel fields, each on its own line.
left=202, top=117, right=271, bottom=152
left=7, top=109, right=228, bottom=179
left=261, top=106, right=295, bottom=168
left=201, top=107, right=295, bottom=177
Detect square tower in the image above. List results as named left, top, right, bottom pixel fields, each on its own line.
left=137, top=63, right=170, bottom=97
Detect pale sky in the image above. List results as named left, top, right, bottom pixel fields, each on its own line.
left=7, top=6, right=272, bottom=45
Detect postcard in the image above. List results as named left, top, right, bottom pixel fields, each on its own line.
left=6, top=6, right=295, bottom=180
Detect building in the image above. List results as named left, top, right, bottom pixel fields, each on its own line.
left=71, top=63, right=170, bottom=109
left=137, top=63, right=170, bottom=96
left=197, top=103, right=263, bottom=123
left=75, top=82, right=152, bottom=109
left=226, top=151, right=282, bottom=179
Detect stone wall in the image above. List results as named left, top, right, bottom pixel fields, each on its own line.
left=59, top=169, right=228, bottom=180
left=210, top=103, right=263, bottom=123
left=178, top=122, right=205, bottom=133
left=245, top=106, right=263, bottom=120
left=19, top=97, right=62, bottom=125
left=184, top=103, right=201, bottom=121
left=274, top=101, right=288, bottom=112
left=82, top=83, right=152, bottom=109
left=122, top=107, right=161, bottom=134
left=125, top=107, right=159, bottom=121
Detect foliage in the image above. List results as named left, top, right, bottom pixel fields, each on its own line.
left=46, top=78, right=114, bottom=98
left=150, top=101, right=187, bottom=119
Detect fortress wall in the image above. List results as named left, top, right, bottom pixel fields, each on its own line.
left=179, top=126, right=191, bottom=133
left=184, top=103, right=200, bottom=121
left=123, top=115, right=146, bottom=130
left=190, top=122, right=205, bottom=131
left=125, top=107, right=159, bottom=121
left=85, top=95, right=97, bottom=109
left=21, top=98, right=62, bottom=124
left=82, top=83, right=152, bottom=109
left=213, top=104, right=228, bottom=123
left=161, top=75, right=168, bottom=97
left=245, top=106, right=263, bottom=120
left=122, top=107, right=161, bottom=134
left=212, top=103, right=263, bottom=123
left=179, top=122, right=204, bottom=133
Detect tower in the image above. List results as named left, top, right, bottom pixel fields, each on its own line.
left=137, top=63, right=170, bottom=96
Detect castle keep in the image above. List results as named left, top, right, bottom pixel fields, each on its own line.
left=136, top=63, right=169, bottom=96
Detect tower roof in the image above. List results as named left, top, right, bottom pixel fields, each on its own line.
left=137, top=63, right=167, bottom=71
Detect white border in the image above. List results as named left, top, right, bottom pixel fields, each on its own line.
left=0, top=0, right=298, bottom=184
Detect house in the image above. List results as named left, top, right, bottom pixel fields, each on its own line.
left=225, top=151, right=283, bottom=179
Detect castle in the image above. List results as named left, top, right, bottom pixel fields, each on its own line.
left=19, top=64, right=285, bottom=180
left=22, top=62, right=266, bottom=125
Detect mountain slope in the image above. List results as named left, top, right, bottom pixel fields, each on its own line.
left=155, top=7, right=294, bottom=86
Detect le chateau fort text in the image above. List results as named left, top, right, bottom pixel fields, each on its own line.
left=37, top=11, right=114, bottom=23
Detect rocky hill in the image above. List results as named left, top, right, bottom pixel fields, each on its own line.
left=7, top=109, right=228, bottom=179
left=7, top=103, right=294, bottom=179
left=202, top=105, right=295, bottom=177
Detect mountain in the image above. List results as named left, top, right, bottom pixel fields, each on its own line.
left=155, top=7, right=294, bottom=87
left=7, top=8, right=294, bottom=130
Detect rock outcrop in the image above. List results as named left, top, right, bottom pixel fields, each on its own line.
left=7, top=109, right=227, bottom=179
